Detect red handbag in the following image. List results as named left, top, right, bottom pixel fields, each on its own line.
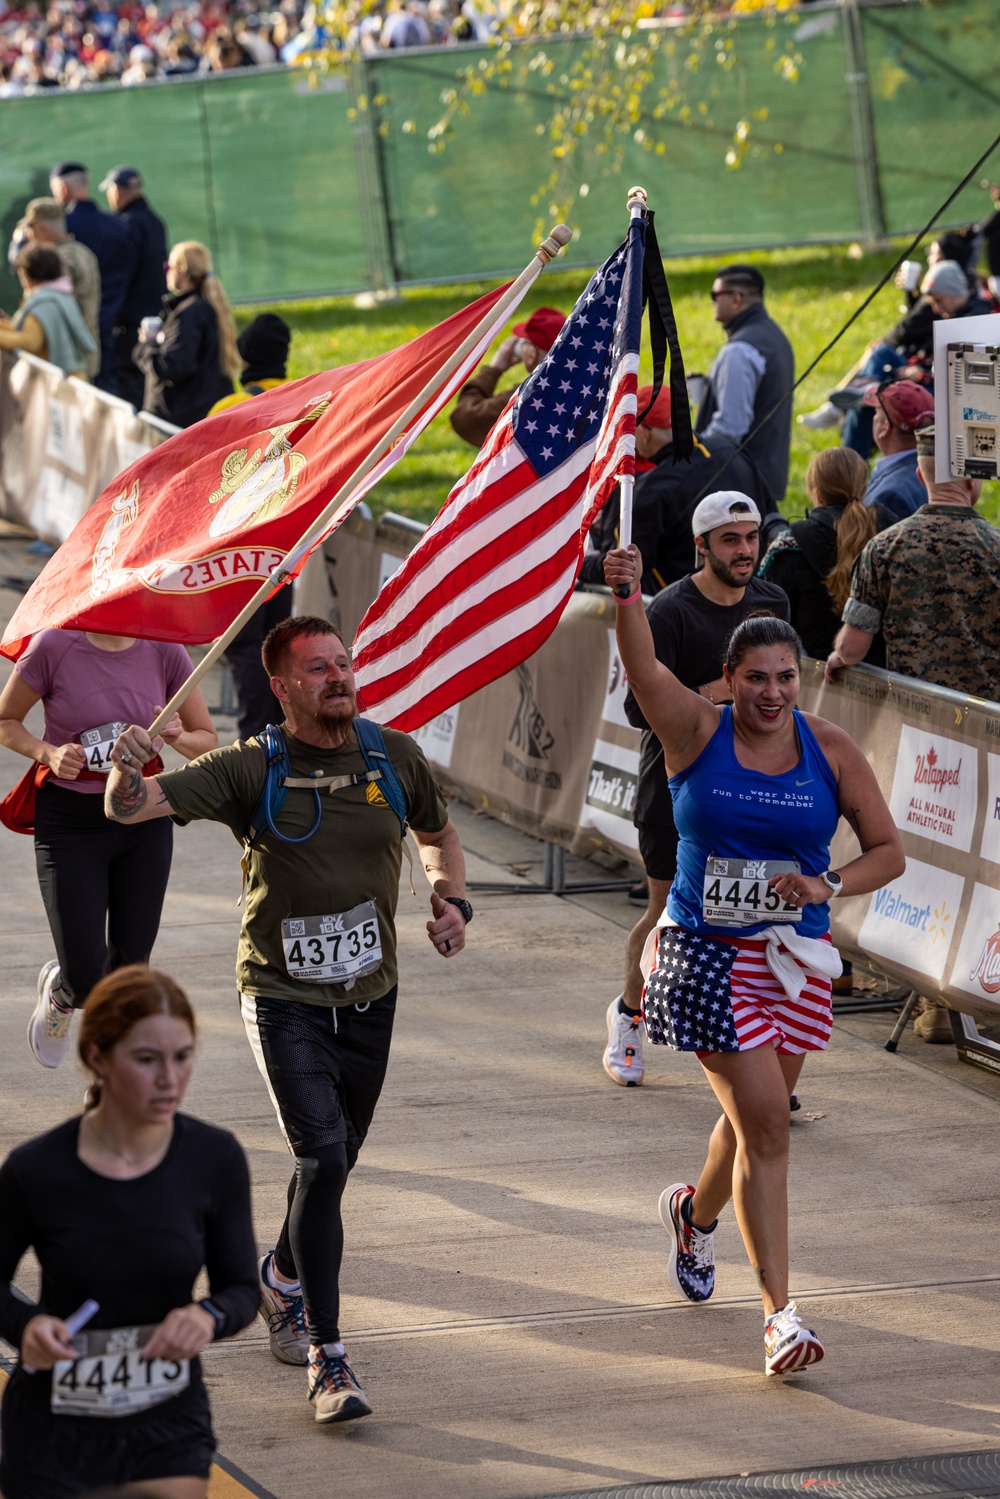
left=0, top=758, right=163, bottom=835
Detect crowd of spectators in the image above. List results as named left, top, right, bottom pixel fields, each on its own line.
left=0, top=0, right=498, bottom=92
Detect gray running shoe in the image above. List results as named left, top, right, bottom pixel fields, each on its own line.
left=603, top=998, right=645, bottom=1086
left=28, top=961, right=73, bottom=1069
left=258, top=1252, right=309, bottom=1365
left=308, top=1347, right=372, bottom=1424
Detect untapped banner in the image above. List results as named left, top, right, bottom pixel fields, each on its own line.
left=0, top=352, right=176, bottom=544
left=300, top=516, right=1000, bottom=1022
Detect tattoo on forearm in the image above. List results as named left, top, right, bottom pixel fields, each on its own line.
left=108, top=768, right=147, bottom=820
left=753, top=1265, right=766, bottom=1288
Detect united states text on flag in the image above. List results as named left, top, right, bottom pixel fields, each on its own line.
left=353, top=214, right=647, bottom=730
left=1, top=283, right=520, bottom=661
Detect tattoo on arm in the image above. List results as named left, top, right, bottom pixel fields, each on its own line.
left=108, top=768, right=148, bottom=821
left=845, top=805, right=863, bottom=837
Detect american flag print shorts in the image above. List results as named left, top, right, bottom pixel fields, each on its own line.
left=642, top=926, right=833, bottom=1056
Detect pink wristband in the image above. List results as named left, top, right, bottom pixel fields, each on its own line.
left=615, top=588, right=642, bottom=606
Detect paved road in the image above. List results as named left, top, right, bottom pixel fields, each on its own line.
left=1, top=531, right=998, bottom=1499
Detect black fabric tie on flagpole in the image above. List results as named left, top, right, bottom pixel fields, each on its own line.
left=638, top=212, right=693, bottom=463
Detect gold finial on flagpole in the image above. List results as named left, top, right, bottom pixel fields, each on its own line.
left=626, top=186, right=648, bottom=214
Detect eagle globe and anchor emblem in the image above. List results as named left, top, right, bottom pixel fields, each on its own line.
left=205, top=393, right=332, bottom=539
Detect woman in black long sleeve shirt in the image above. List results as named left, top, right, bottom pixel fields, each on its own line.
left=0, top=966, right=258, bottom=1499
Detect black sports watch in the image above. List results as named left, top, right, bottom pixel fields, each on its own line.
left=199, top=1298, right=226, bottom=1339
left=444, top=896, right=473, bottom=924
left=820, top=869, right=843, bottom=898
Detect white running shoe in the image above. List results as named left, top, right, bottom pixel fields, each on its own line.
left=603, top=998, right=645, bottom=1086
left=308, top=1345, right=372, bottom=1424
left=797, top=401, right=842, bottom=430
left=258, top=1252, right=310, bottom=1365
left=659, top=1182, right=716, bottom=1302
left=28, top=961, right=73, bottom=1069
left=764, top=1300, right=825, bottom=1376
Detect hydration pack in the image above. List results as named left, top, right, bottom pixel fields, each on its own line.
left=244, top=720, right=408, bottom=849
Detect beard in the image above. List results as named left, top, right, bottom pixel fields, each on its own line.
left=706, top=550, right=755, bottom=590
left=314, top=688, right=356, bottom=728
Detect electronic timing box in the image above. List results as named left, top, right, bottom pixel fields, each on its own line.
left=947, top=341, right=1000, bottom=479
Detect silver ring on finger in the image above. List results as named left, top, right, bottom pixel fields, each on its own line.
left=122, top=751, right=133, bottom=765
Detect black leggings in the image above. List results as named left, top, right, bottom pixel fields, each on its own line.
left=274, top=1142, right=351, bottom=1344
left=34, top=781, right=174, bottom=1009
left=242, top=990, right=397, bottom=1344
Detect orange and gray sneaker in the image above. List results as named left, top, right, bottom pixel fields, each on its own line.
left=308, top=1344, right=372, bottom=1424
left=603, top=997, right=645, bottom=1086
left=258, top=1251, right=309, bottom=1365
left=764, top=1300, right=825, bottom=1376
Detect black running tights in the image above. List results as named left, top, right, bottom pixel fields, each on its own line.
left=274, top=1143, right=351, bottom=1345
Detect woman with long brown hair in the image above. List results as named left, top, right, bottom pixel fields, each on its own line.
left=133, top=240, right=241, bottom=427
left=603, top=541, right=903, bottom=1377
left=759, top=447, right=895, bottom=663
left=0, top=967, right=258, bottom=1499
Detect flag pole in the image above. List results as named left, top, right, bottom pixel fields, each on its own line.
left=147, top=221, right=572, bottom=737
left=616, top=185, right=648, bottom=561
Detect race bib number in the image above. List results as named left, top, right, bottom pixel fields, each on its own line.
left=51, top=1324, right=189, bottom=1417
left=281, top=899, right=382, bottom=983
left=79, top=721, right=127, bottom=775
left=702, top=856, right=802, bottom=927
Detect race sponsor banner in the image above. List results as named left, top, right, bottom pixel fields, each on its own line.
left=301, top=500, right=1000, bottom=1020
left=0, top=352, right=177, bottom=543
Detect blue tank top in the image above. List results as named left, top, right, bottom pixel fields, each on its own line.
left=667, top=707, right=840, bottom=938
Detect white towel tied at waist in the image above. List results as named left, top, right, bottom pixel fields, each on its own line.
left=640, top=910, right=842, bottom=1003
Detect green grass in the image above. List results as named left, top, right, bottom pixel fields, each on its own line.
left=235, top=241, right=1000, bottom=527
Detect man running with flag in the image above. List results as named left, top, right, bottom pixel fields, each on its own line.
left=102, top=614, right=471, bottom=1425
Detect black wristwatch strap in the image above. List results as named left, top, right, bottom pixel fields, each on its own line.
left=444, top=896, right=473, bottom=923
left=199, top=1299, right=226, bottom=1339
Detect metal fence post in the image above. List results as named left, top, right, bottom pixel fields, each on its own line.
left=842, top=0, right=886, bottom=244
left=350, top=57, right=399, bottom=294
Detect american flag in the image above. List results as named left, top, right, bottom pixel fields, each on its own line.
left=352, top=215, right=647, bottom=731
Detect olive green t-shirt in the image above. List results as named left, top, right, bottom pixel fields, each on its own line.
left=156, top=727, right=448, bottom=1007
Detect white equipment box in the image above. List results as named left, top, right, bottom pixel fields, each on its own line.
left=933, top=313, right=1000, bottom=481
left=946, top=341, right=1000, bottom=479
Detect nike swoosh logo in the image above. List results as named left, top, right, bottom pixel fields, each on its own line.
left=796, top=779, right=814, bottom=787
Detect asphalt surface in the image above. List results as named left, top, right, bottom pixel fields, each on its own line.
left=1, top=528, right=998, bottom=1499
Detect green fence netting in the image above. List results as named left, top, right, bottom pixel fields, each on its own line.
left=0, top=0, right=997, bottom=305
left=0, top=68, right=372, bottom=306
left=861, top=0, right=1000, bottom=235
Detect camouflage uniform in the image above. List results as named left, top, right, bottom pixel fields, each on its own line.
left=55, top=236, right=101, bottom=380
left=843, top=503, right=1000, bottom=698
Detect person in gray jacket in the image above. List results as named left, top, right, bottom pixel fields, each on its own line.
left=696, top=264, right=795, bottom=505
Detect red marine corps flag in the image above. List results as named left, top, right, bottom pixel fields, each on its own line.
left=1, top=228, right=572, bottom=664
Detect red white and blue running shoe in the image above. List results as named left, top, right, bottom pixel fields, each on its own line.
left=659, top=1182, right=716, bottom=1303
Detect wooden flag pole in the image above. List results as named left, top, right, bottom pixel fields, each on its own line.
left=615, top=184, right=648, bottom=559
left=147, top=221, right=572, bottom=738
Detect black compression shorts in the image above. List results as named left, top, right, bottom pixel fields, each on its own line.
left=637, top=819, right=680, bottom=884
left=0, top=1377, right=214, bottom=1499
left=241, top=989, right=397, bottom=1158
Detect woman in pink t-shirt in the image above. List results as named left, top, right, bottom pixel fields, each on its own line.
left=0, top=630, right=216, bottom=1069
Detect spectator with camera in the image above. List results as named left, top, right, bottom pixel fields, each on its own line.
left=133, top=240, right=240, bottom=427
left=450, top=306, right=566, bottom=450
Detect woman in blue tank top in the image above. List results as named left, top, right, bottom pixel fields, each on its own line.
left=605, top=541, right=903, bottom=1378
